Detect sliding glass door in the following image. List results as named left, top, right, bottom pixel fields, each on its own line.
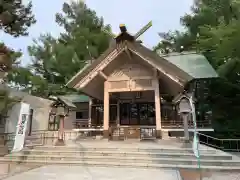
left=120, top=102, right=156, bottom=126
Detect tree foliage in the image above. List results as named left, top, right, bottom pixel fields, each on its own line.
left=0, top=88, right=21, bottom=119
left=10, top=1, right=111, bottom=98
left=0, top=0, right=35, bottom=126
left=0, top=0, right=36, bottom=37
left=155, top=0, right=240, bottom=137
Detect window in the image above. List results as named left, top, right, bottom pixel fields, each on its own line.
left=76, top=111, right=89, bottom=119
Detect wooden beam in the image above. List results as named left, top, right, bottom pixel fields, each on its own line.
left=124, top=46, right=132, bottom=60
left=98, top=71, right=108, bottom=80
left=134, top=21, right=152, bottom=39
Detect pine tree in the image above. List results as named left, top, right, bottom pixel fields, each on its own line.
left=23, top=1, right=111, bottom=97
left=0, top=0, right=36, bottom=37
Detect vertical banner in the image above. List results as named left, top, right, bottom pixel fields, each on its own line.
left=12, top=102, right=30, bottom=152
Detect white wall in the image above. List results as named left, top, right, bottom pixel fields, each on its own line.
left=65, top=102, right=90, bottom=129
left=4, top=91, right=53, bottom=134
left=4, top=103, right=21, bottom=134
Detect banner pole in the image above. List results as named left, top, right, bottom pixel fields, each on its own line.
left=189, top=81, right=202, bottom=180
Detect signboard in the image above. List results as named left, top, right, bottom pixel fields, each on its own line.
left=12, top=102, right=30, bottom=152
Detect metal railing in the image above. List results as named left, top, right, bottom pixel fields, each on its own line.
left=161, top=104, right=212, bottom=129
left=2, top=129, right=240, bottom=152
left=193, top=132, right=240, bottom=152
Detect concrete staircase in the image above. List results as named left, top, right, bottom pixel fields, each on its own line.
left=1, top=142, right=240, bottom=170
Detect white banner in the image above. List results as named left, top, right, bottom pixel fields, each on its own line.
left=12, top=102, right=30, bottom=152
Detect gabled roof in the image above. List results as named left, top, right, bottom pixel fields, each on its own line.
left=127, top=43, right=193, bottom=84
left=60, top=94, right=89, bottom=103
left=161, top=52, right=218, bottom=79
left=66, top=45, right=116, bottom=88
left=50, top=96, right=76, bottom=109
left=66, top=42, right=218, bottom=89
left=173, top=92, right=196, bottom=104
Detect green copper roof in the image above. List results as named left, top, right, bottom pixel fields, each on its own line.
left=60, top=94, right=89, bottom=103
left=161, top=52, right=218, bottom=79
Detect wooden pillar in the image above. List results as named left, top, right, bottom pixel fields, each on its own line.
left=154, top=79, right=162, bottom=139
left=117, top=101, right=120, bottom=127
left=55, top=115, right=65, bottom=146
left=88, top=98, right=92, bottom=128
left=103, top=81, right=109, bottom=138
left=59, top=116, right=64, bottom=140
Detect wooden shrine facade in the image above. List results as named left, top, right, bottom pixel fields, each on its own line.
left=66, top=24, right=217, bottom=139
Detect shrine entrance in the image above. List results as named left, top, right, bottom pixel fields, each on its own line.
left=119, top=102, right=155, bottom=126
left=107, top=91, right=157, bottom=140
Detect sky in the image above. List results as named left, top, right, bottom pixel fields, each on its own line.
left=0, top=0, right=193, bottom=66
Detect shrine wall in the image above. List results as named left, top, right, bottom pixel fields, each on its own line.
left=107, top=62, right=155, bottom=92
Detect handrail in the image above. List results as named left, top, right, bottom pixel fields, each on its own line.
left=196, top=132, right=220, bottom=140
left=197, top=132, right=240, bottom=141
left=194, top=132, right=240, bottom=152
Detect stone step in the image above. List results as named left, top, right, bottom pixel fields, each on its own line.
left=2, top=154, right=239, bottom=167
left=1, top=158, right=240, bottom=170
left=32, top=146, right=216, bottom=154
left=19, top=149, right=232, bottom=160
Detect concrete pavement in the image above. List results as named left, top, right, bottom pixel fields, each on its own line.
left=2, top=165, right=181, bottom=180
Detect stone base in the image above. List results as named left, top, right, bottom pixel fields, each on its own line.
left=161, top=131, right=170, bottom=140
left=103, top=130, right=109, bottom=139
left=54, top=139, right=65, bottom=146
left=156, top=130, right=162, bottom=139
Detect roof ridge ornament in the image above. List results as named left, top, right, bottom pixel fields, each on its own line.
left=102, top=21, right=152, bottom=45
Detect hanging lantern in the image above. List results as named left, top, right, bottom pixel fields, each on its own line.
left=56, top=105, right=65, bottom=116
left=178, top=97, right=192, bottom=114
left=50, top=106, right=57, bottom=115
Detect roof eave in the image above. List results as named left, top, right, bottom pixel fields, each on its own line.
left=66, top=45, right=117, bottom=88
